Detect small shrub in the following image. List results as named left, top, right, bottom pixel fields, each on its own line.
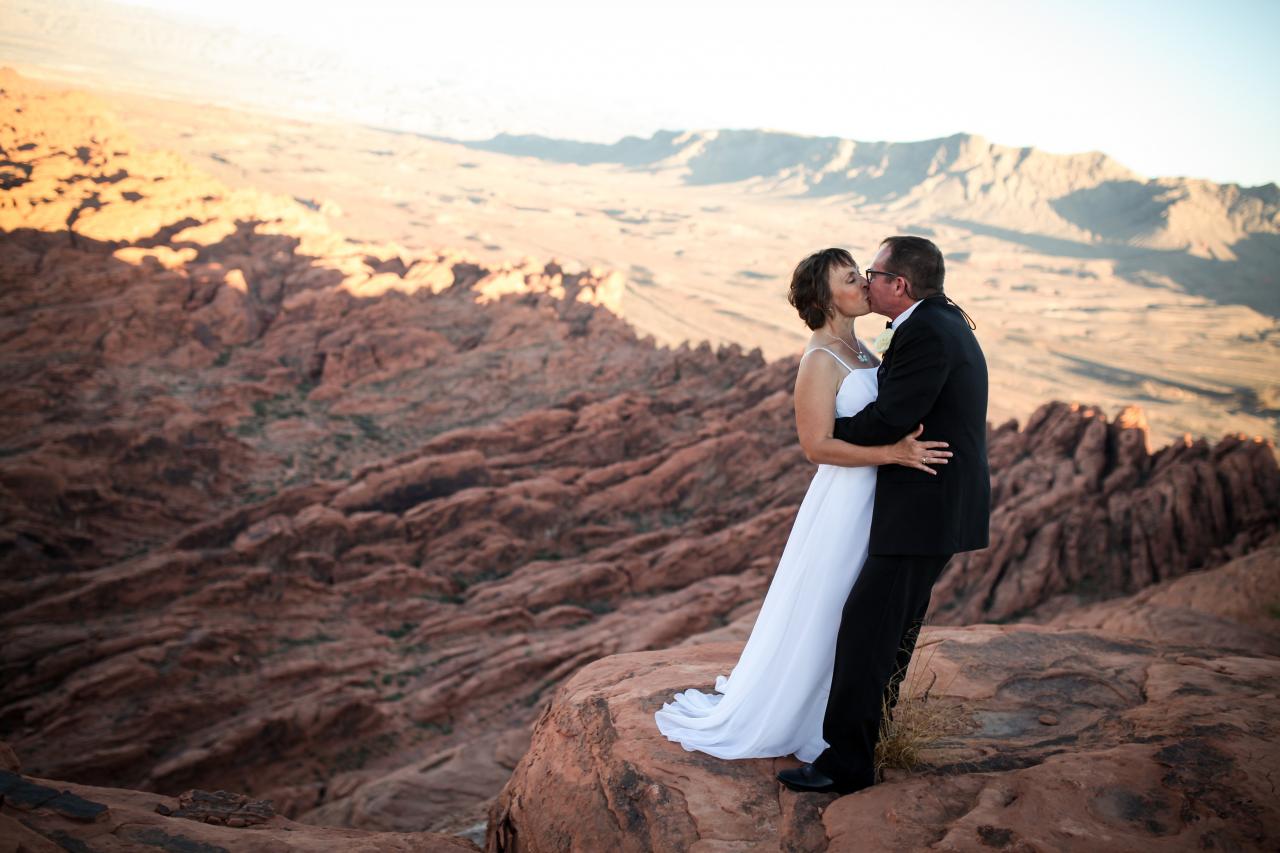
left=874, top=636, right=973, bottom=775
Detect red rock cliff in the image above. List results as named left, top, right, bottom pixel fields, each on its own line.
left=488, top=549, right=1280, bottom=852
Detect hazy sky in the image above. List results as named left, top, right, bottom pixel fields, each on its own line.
left=79, top=0, right=1280, bottom=185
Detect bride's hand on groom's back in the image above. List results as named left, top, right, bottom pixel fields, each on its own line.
left=885, top=424, right=951, bottom=474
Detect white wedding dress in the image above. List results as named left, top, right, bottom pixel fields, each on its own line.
left=655, top=347, right=877, bottom=761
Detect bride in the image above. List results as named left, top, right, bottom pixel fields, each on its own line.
left=654, top=247, right=950, bottom=761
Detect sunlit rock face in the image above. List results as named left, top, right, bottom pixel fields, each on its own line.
left=488, top=550, right=1280, bottom=853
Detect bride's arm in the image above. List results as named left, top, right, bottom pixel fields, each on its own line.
left=795, top=356, right=950, bottom=472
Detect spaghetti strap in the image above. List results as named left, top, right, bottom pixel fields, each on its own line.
left=802, top=346, right=855, bottom=373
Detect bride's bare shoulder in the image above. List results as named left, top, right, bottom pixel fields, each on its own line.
left=797, top=346, right=842, bottom=381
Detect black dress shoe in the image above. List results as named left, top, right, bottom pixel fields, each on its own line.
left=777, top=763, right=856, bottom=794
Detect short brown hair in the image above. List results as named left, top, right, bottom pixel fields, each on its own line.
left=881, top=236, right=944, bottom=298
left=788, top=248, right=854, bottom=330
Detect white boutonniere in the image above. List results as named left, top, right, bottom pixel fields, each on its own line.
left=872, top=328, right=894, bottom=355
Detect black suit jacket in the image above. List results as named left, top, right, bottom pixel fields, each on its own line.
left=835, top=296, right=990, bottom=556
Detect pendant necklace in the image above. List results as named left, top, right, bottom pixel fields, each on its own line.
left=823, top=333, right=870, bottom=363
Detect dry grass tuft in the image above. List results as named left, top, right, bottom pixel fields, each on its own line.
left=874, top=635, right=973, bottom=776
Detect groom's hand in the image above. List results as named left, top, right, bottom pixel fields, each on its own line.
left=884, top=424, right=951, bottom=474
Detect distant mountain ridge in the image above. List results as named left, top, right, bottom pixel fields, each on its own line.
left=467, top=129, right=1280, bottom=258
left=6, top=0, right=1275, bottom=261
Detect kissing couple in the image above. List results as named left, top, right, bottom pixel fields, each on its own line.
left=655, top=235, right=991, bottom=794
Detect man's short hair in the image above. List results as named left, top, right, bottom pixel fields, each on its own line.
left=881, top=236, right=944, bottom=298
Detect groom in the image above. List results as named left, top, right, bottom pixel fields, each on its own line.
left=778, top=235, right=990, bottom=795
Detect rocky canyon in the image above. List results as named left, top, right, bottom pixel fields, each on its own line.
left=1, top=70, right=1278, bottom=851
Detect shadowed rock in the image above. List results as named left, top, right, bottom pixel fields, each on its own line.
left=0, top=752, right=478, bottom=851
left=934, top=402, right=1279, bottom=625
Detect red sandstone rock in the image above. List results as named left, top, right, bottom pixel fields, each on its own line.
left=933, top=403, right=1279, bottom=625
left=1046, top=542, right=1280, bottom=652
left=488, top=552, right=1280, bottom=852
left=0, top=743, right=478, bottom=851
left=0, top=741, right=19, bottom=773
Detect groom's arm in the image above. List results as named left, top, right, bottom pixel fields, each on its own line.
left=834, top=322, right=950, bottom=447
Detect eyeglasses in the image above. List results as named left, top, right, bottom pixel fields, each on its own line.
left=864, top=268, right=901, bottom=284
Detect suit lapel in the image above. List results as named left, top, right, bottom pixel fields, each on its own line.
left=878, top=298, right=941, bottom=378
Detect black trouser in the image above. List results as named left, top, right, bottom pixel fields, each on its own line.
left=812, top=553, right=952, bottom=787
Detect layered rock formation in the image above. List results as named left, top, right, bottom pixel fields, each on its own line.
left=1048, top=543, right=1280, bottom=643
left=2, top=70, right=1278, bottom=841
left=0, top=742, right=479, bottom=851
left=489, top=550, right=1280, bottom=852
left=933, top=402, right=1279, bottom=624
left=0, top=70, right=802, bottom=835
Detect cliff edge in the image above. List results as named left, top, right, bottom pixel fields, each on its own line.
left=488, top=549, right=1280, bottom=852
